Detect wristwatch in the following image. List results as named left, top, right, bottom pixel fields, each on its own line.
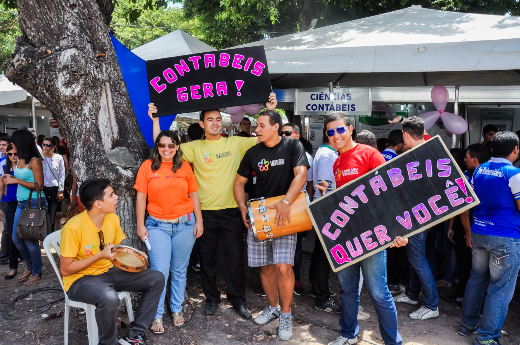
left=281, top=199, right=291, bottom=206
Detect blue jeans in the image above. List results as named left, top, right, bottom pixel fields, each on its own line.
left=12, top=197, right=47, bottom=276
left=146, top=213, right=196, bottom=317
left=405, top=229, right=438, bottom=310
left=337, top=250, right=402, bottom=345
left=462, top=233, right=520, bottom=342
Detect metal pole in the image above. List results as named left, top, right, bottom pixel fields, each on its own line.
left=452, top=86, right=459, bottom=149
left=31, top=96, right=37, bottom=133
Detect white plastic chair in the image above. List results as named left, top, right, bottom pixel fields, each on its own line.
left=43, top=230, right=134, bottom=345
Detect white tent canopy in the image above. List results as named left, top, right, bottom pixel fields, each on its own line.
left=237, top=6, right=520, bottom=88
left=0, top=74, right=28, bottom=106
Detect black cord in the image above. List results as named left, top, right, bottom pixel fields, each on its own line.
left=1, top=287, right=64, bottom=320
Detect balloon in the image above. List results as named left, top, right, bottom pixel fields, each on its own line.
left=440, top=112, right=468, bottom=135
left=226, top=106, right=243, bottom=115
left=372, top=102, right=387, bottom=111
left=243, top=104, right=260, bottom=114
left=418, top=111, right=441, bottom=131
left=431, top=86, right=449, bottom=112
left=230, top=110, right=244, bottom=124
left=385, top=105, right=397, bottom=120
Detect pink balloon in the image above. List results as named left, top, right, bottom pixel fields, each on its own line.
left=226, top=106, right=242, bottom=115
left=418, top=111, right=441, bottom=131
left=431, top=86, right=449, bottom=112
left=372, top=102, right=387, bottom=111
left=230, top=110, right=244, bottom=124
left=243, top=104, right=260, bottom=114
left=440, top=112, right=468, bottom=135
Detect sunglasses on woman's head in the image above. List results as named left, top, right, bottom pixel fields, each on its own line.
left=7, top=152, right=17, bottom=157
left=158, top=143, right=176, bottom=149
left=98, top=230, right=105, bottom=251
left=326, top=126, right=347, bottom=137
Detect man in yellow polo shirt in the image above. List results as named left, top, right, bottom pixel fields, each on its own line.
left=60, top=178, right=164, bottom=345
left=147, top=93, right=276, bottom=319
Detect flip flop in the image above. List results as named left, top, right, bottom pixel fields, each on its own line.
left=18, top=270, right=32, bottom=282
left=173, top=312, right=184, bottom=327
left=24, top=274, right=41, bottom=286
left=151, top=318, right=164, bottom=334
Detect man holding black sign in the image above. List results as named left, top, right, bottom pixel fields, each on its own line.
left=318, top=113, right=406, bottom=345
left=233, top=110, right=309, bottom=341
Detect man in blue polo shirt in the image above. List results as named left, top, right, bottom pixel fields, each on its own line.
left=381, top=130, right=407, bottom=162
left=458, top=131, right=520, bottom=345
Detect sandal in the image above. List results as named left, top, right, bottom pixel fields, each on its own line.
left=173, top=312, right=184, bottom=327
left=151, top=318, right=164, bottom=334
left=18, top=270, right=32, bottom=282
left=24, top=274, right=42, bottom=286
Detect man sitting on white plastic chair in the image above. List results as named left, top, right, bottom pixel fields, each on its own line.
left=60, top=178, right=164, bottom=345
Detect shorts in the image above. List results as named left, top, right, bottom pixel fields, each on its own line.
left=247, top=230, right=297, bottom=267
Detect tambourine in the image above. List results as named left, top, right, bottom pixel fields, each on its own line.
left=111, top=245, right=148, bottom=273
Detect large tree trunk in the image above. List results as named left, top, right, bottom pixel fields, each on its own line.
left=6, top=0, right=149, bottom=248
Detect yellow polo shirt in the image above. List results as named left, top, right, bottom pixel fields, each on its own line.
left=60, top=212, right=126, bottom=291
left=181, top=136, right=257, bottom=210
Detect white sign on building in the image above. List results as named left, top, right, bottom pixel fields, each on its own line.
left=295, top=87, right=371, bottom=115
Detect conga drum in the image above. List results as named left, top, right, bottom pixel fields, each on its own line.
left=112, top=245, right=148, bottom=272
left=248, top=191, right=312, bottom=242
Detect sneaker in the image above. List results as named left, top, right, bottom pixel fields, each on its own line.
left=409, top=306, right=439, bottom=320
left=257, top=287, right=266, bottom=297
left=254, top=306, right=280, bottom=325
left=357, top=306, right=370, bottom=321
left=310, top=289, right=336, bottom=298
left=294, top=281, right=304, bottom=295
left=315, top=299, right=341, bottom=313
left=328, top=336, right=358, bottom=345
left=388, top=284, right=405, bottom=294
left=436, top=279, right=452, bottom=288
left=118, top=335, right=145, bottom=344
left=458, top=323, right=478, bottom=337
left=394, top=293, right=419, bottom=306
left=472, top=340, right=500, bottom=345
left=191, top=262, right=201, bottom=272
left=278, top=314, right=293, bottom=341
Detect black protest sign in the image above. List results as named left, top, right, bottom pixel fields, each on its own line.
left=307, top=136, right=479, bottom=272
left=146, top=46, right=271, bottom=117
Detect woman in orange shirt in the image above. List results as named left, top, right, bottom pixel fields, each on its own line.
left=134, top=130, right=203, bottom=334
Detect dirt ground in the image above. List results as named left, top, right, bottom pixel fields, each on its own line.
left=1, top=227, right=520, bottom=345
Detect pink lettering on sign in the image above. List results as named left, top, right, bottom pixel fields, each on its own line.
left=203, top=83, right=214, bottom=98
left=232, top=54, right=245, bottom=69
left=396, top=211, right=412, bottom=229
left=374, top=225, right=392, bottom=245
left=204, top=54, right=216, bottom=68
left=216, top=82, right=228, bottom=96
left=351, top=185, right=368, bottom=203
left=176, top=87, right=188, bottom=102
left=387, top=168, right=404, bottom=187
left=219, top=53, right=230, bottom=67
left=331, top=244, right=351, bottom=264
left=190, top=85, right=201, bottom=100
left=428, top=195, right=448, bottom=215
left=174, top=60, right=190, bottom=77
left=244, top=57, right=253, bottom=71
left=322, top=223, right=340, bottom=240
left=438, top=158, right=451, bottom=177
left=150, top=77, right=166, bottom=93
left=412, top=203, right=431, bottom=224
left=369, top=175, right=387, bottom=195
left=406, top=161, right=422, bottom=181
left=346, top=238, right=364, bottom=258
left=331, top=210, right=349, bottom=227
left=426, top=159, right=433, bottom=177
left=445, top=186, right=464, bottom=207
left=188, top=56, right=201, bottom=70
left=339, top=196, right=358, bottom=214
left=235, top=80, right=244, bottom=96
left=251, top=61, right=265, bottom=76
left=163, top=68, right=178, bottom=83
left=360, top=231, right=378, bottom=250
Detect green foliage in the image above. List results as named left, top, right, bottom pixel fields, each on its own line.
left=114, top=0, right=168, bottom=23
left=0, top=9, right=19, bottom=72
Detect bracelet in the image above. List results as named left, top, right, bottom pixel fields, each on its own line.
left=281, top=199, right=291, bottom=206
left=399, top=116, right=404, bottom=123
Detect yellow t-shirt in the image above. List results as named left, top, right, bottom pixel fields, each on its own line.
left=60, top=211, right=126, bottom=291
left=181, top=136, right=257, bottom=210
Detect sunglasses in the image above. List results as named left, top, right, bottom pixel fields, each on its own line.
left=281, top=131, right=297, bottom=137
left=42, top=143, right=53, bottom=147
left=326, top=126, right=347, bottom=137
left=7, top=152, right=17, bottom=157
left=98, top=230, right=105, bottom=251
left=158, top=143, right=176, bottom=149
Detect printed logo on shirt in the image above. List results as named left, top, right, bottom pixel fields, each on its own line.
left=258, top=159, right=269, bottom=171
left=84, top=242, right=98, bottom=257
left=204, top=151, right=232, bottom=163
left=151, top=173, right=182, bottom=180
left=335, top=168, right=358, bottom=179
left=478, top=167, right=503, bottom=177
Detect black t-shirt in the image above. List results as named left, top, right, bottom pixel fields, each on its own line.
left=237, top=137, right=309, bottom=199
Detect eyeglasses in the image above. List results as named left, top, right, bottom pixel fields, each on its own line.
left=42, top=143, right=53, bottom=147
left=281, top=131, right=297, bottom=137
left=7, top=152, right=17, bottom=157
left=326, top=126, right=347, bottom=137
left=158, top=143, right=176, bottom=149
left=98, top=230, right=105, bottom=251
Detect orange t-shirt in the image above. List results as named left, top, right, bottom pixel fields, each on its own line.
left=134, top=160, right=198, bottom=219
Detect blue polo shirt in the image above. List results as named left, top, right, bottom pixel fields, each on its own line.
left=381, top=148, right=397, bottom=161
left=471, top=157, right=520, bottom=238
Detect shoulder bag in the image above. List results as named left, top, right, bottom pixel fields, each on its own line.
left=16, top=182, right=52, bottom=241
